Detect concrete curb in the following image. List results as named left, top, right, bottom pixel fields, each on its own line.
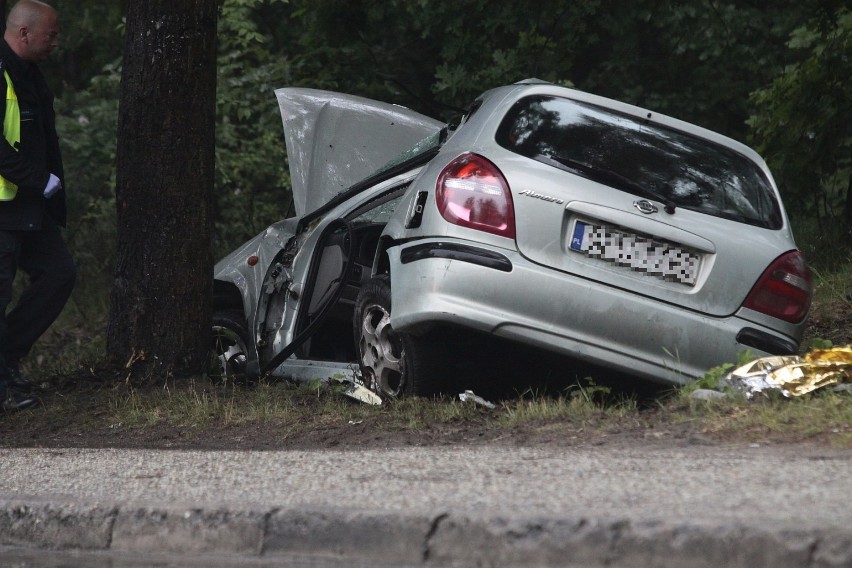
left=1, top=497, right=851, bottom=567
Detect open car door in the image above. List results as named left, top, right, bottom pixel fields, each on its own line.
left=212, top=88, right=442, bottom=382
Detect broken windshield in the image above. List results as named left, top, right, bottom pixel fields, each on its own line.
left=373, top=130, right=443, bottom=176
left=298, top=131, right=443, bottom=232
left=496, top=95, right=782, bottom=229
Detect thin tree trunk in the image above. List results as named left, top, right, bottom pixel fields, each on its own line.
left=107, top=0, right=218, bottom=377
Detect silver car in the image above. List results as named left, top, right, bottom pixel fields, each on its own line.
left=213, top=79, right=813, bottom=398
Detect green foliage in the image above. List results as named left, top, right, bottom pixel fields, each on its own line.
left=53, top=62, right=121, bottom=336
left=790, top=214, right=852, bottom=275
left=690, top=350, right=758, bottom=392
left=579, top=2, right=784, bottom=137
left=41, top=1, right=127, bottom=95
left=214, top=0, right=292, bottom=255
left=747, top=8, right=851, bottom=226
left=284, top=0, right=846, bottom=178
left=692, top=362, right=735, bottom=392
left=807, top=337, right=834, bottom=350
left=286, top=0, right=599, bottom=118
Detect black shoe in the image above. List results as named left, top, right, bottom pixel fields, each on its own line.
left=2, top=391, right=38, bottom=412
left=7, top=367, right=35, bottom=395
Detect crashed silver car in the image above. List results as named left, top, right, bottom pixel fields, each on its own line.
left=212, top=79, right=813, bottom=398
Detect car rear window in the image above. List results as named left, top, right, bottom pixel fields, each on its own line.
left=495, top=95, right=782, bottom=229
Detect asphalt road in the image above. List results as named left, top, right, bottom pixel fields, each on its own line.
left=1, top=443, right=851, bottom=567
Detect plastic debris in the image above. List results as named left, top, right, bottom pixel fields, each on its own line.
left=690, top=388, right=728, bottom=401
left=338, top=379, right=383, bottom=405
left=459, top=390, right=497, bottom=409
left=723, top=346, right=852, bottom=398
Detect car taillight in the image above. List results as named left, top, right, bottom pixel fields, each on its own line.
left=743, top=251, right=813, bottom=323
left=436, top=153, right=515, bottom=239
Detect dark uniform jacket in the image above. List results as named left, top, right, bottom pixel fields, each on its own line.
left=0, top=38, right=66, bottom=230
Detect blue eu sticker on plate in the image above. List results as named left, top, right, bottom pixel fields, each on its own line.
left=570, top=221, right=587, bottom=251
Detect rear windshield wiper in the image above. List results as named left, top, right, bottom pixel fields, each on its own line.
left=537, top=153, right=677, bottom=214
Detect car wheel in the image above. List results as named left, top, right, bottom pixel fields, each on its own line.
left=354, top=275, right=443, bottom=398
left=212, top=309, right=250, bottom=379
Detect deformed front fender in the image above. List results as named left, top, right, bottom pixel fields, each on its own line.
left=213, top=217, right=302, bottom=336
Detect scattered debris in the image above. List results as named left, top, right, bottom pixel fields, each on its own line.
left=459, top=390, right=497, bottom=409
left=690, top=388, right=728, bottom=401
left=337, top=379, right=383, bottom=405
left=723, top=346, right=852, bottom=398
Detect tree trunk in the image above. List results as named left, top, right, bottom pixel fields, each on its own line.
left=107, top=0, right=217, bottom=377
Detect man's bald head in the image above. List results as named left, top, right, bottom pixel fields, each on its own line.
left=4, top=0, right=59, bottom=63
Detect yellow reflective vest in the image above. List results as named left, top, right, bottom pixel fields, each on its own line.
left=0, top=69, right=20, bottom=200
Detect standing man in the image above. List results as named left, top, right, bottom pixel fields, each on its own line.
left=0, top=0, right=75, bottom=411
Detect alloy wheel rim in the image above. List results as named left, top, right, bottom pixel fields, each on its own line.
left=359, top=303, right=404, bottom=396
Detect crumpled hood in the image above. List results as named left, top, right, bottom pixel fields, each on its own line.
left=275, top=88, right=444, bottom=217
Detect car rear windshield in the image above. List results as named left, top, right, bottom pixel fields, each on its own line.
left=495, top=95, right=782, bottom=229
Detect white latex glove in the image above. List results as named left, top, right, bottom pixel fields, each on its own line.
left=43, top=173, right=62, bottom=198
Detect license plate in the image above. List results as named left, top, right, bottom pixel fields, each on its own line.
left=570, top=220, right=700, bottom=286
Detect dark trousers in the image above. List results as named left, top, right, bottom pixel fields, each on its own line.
left=0, top=216, right=76, bottom=378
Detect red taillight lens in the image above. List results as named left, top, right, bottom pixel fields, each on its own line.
left=743, top=251, right=813, bottom=323
left=436, top=153, right=515, bottom=239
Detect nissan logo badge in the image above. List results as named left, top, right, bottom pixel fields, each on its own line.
left=633, top=199, right=658, bottom=214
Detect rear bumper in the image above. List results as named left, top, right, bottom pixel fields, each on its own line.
left=388, top=238, right=799, bottom=385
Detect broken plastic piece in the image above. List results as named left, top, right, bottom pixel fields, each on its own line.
left=335, top=378, right=383, bottom=405
left=690, top=388, right=728, bottom=401
left=723, top=346, right=852, bottom=398
left=459, top=390, right=496, bottom=409
left=343, top=382, right=383, bottom=405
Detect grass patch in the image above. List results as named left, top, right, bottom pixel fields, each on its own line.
left=2, top=366, right=851, bottom=449
left=664, top=388, right=852, bottom=446
left=108, top=378, right=373, bottom=430
left=100, top=375, right=642, bottom=435
left=501, top=383, right=638, bottom=426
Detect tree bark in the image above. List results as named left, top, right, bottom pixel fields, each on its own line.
left=107, top=0, right=217, bottom=377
